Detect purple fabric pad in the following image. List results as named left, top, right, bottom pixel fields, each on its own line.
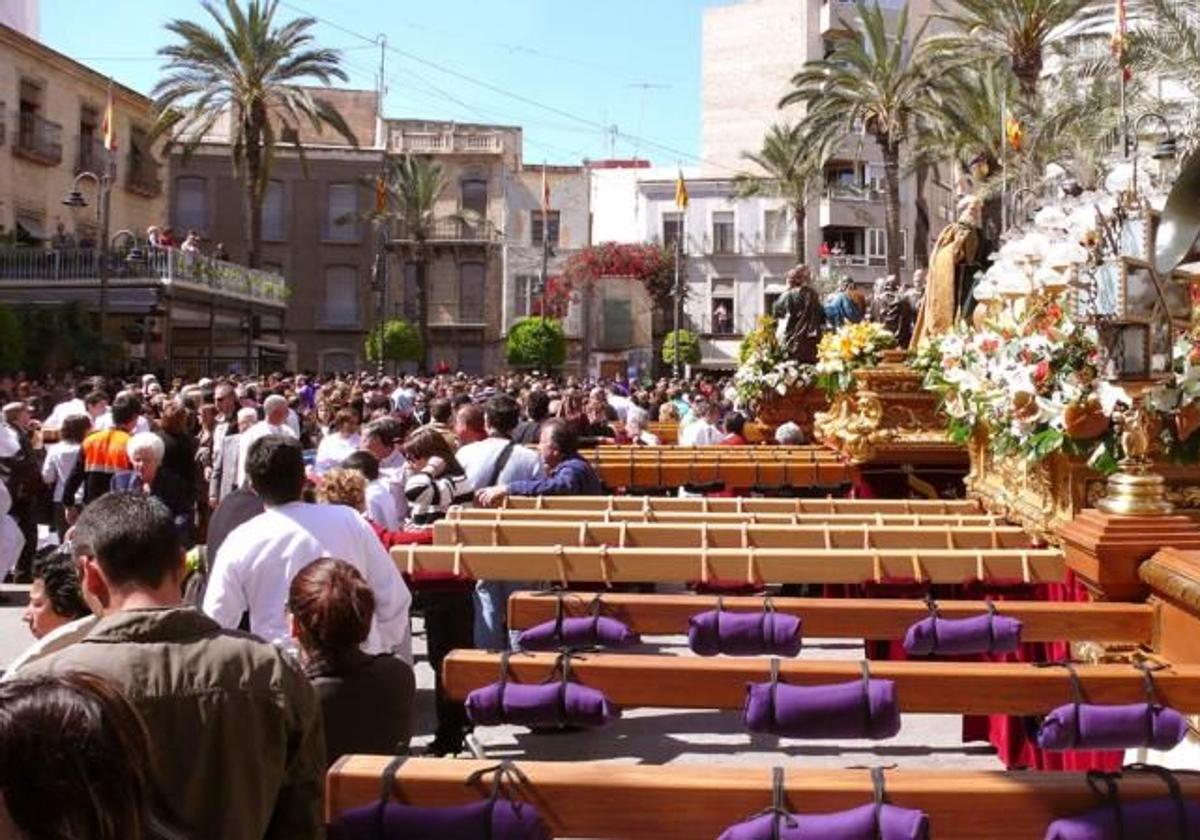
left=1037, top=702, right=1188, bottom=751
left=1043, top=797, right=1200, bottom=839
left=466, top=680, right=619, bottom=728
left=717, top=802, right=928, bottom=840
left=517, top=616, right=640, bottom=651
left=688, top=609, right=803, bottom=657
left=328, top=798, right=551, bottom=840
left=743, top=677, right=901, bottom=740
left=901, top=612, right=1023, bottom=656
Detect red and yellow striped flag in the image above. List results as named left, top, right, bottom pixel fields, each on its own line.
left=101, top=79, right=116, bottom=151
left=1111, top=0, right=1131, bottom=81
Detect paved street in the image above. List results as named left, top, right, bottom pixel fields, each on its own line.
left=0, top=585, right=1000, bottom=770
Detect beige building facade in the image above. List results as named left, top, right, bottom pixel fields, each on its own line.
left=702, top=0, right=945, bottom=287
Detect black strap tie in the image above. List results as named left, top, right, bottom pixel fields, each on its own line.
left=861, top=660, right=873, bottom=735
left=1086, top=770, right=1125, bottom=840
left=871, top=766, right=887, bottom=840
left=1036, top=660, right=1085, bottom=747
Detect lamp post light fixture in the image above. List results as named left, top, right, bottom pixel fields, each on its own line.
left=111, top=229, right=148, bottom=265
left=1129, top=112, right=1177, bottom=198
left=63, top=167, right=114, bottom=352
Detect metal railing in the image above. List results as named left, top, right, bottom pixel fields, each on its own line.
left=823, top=184, right=884, bottom=202
left=14, top=111, right=63, bottom=164
left=126, top=154, right=162, bottom=196
left=390, top=217, right=502, bottom=244
left=0, top=246, right=288, bottom=304
left=76, top=136, right=106, bottom=174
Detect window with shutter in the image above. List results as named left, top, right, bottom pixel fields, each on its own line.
left=263, top=181, right=286, bottom=241
left=602, top=299, right=632, bottom=348
left=711, top=211, right=735, bottom=254
left=322, top=266, right=359, bottom=327
left=459, top=262, right=485, bottom=322
left=174, top=177, right=207, bottom=233
left=662, top=212, right=683, bottom=249
left=326, top=183, right=358, bottom=241
left=531, top=211, right=560, bottom=246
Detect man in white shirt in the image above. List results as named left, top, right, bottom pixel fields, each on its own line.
left=362, top=417, right=409, bottom=523
left=236, top=394, right=296, bottom=488
left=679, top=397, right=723, bottom=446
left=204, top=435, right=413, bottom=663
left=455, top=394, right=542, bottom=649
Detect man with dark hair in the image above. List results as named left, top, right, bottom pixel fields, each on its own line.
left=475, top=417, right=601, bottom=506
left=61, top=392, right=140, bottom=509
left=421, top=398, right=457, bottom=449
left=516, top=393, right=552, bottom=446
left=456, top=394, right=543, bottom=649
left=204, top=435, right=412, bottom=662
left=362, top=416, right=408, bottom=521
left=343, top=449, right=400, bottom=531
left=19, top=492, right=325, bottom=839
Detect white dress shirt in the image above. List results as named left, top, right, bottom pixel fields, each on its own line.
left=235, top=420, right=297, bottom=488
left=455, top=436, right=543, bottom=491
left=40, top=441, right=81, bottom=503
left=314, top=431, right=361, bottom=475
left=679, top=418, right=723, bottom=447
left=203, top=501, right=413, bottom=663
left=365, top=478, right=401, bottom=531
left=43, top=398, right=86, bottom=430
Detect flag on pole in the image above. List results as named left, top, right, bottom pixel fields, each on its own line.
left=541, top=163, right=550, bottom=214
left=674, top=169, right=688, bottom=209
left=101, top=78, right=116, bottom=151
left=1005, top=115, right=1023, bottom=152
left=1112, top=0, right=1131, bottom=80
left=374, top=176, right=387, bottom=213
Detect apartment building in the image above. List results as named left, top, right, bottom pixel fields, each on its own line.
left=386, top=119, right=513, bottom=375
left=168, top=88, right=383, bottom=374
left=701, top=0, right=942, bottom=287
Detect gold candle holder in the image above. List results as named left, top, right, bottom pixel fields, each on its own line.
left=1096, top=396, right=1175, bottom=516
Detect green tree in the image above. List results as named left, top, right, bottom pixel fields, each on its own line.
left=364, top=319, right=423, bottom=368
left=152, top=0, right=356, bottom=268
left=928, top=0, right=1092, bottom=99
left=736, top=122, right=822, bottom=261
left=781, top=1, right=946, bottom=281
left=661, top=329, right=701, bottom=367
left=506, top=317, right=567, bottom=371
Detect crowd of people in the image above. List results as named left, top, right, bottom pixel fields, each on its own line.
left=0, top=366, right=777, bottom=837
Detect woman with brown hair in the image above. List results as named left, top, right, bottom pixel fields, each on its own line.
left=156, top=398, right=198, bottom=523
left=288, top=558, right=415, bottom=766
left=0, top=672, right=182, bottom=838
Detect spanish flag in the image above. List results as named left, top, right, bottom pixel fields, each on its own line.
left=101, top=79, right=116, bottom=152
left=1005, top=115, right=1023, bottom=152
left=374, top=175, right=387, bottom=213
left=1112, top=0, right=1131, bottom=81
left=674, top=169, right=688, bottom=210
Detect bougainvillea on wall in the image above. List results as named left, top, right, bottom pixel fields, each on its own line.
left=559, top=242, right=678, bottom=309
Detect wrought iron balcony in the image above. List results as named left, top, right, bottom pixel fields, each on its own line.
left=0, top=246, right=288, bottom=306
left=76, top=137, right=106, bottom=174
left=125, top=154, right=162, bottom=197
left=390, top=217, right=502, bottom=245
left=13, top=111, right=63, bottom=166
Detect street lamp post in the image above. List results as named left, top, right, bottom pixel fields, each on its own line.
left=63, top=165, right=114, bottom=352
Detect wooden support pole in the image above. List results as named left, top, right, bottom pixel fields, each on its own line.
left=496, top=496, right=984, bottom=514
left=326, top=757, right=1200, bottom=840
left=392, top=545, right=1064, bottom=585
left=590, top=461, right=851, bottom=488
left=505, top=592, right=1155, bottom=645
left=447, top=508, right=1002, bottom=527
left=441, top=650, right=1200, bottom=714
left=434, top=520, right=1033, bottom=550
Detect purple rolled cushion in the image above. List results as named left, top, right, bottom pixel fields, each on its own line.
left=1043, top=797, right=1200, bottom=839
left=717, top=803, right=928, bottom=840
left=466, top=680, right=619, bottom=729
left=743, top=678, right=901, bottom=740
left=901, top=613, right=1023, bottom=656
left=328, top=798, right=551, bottom=840
left=688, top=609, right=803, bottom=657
left=517, top=616, right=640, bottom=651
left=1037, top=702, right=1188, bottom=751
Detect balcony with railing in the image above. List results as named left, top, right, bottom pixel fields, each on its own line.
left=13, top=111, right=63, bottom=166
left=0, top=246, right=288, bottom=306
left=126, top=154, right=162, bottom=197
left=820, top=186, right=885, bottom=227
left=388, top=126, right=504, bottom=156
left=390, top=217, right=502, bottom=246
left=75, top=136, right=105, bottom=174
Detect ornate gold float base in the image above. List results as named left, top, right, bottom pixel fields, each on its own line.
left=754, top=387, right=828, bottom=440
left=815, top=350, right=964, bottom=465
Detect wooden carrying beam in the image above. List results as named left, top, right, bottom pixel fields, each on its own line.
left=447, top=508, right=1003, bottom=527
left=442, top=651, right=1200, bottom=714
left=433, top=520, right=1035, bottom=550
left=591, top=461, right=851, bottom=488
left=391, top=545, right=1064, bottom=586
left=506, top=592, right=1155, bottom=645
left=589, top=445, right=833, bottom=455
left=326, top=757, right=1200, bottom=840
left=497, top=496, right=984, bottom=514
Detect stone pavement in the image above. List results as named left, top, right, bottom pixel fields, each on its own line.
left=0, top=586, right=1001, bottom=770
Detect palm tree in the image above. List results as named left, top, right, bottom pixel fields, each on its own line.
left=928, top=0, right=1093, bottom=99
left=780, top=1, right=946, bottom=281
left=152, top=0, right=356, bottom=268
left=736, top=123, right=822, bottom=261
left=369, top=155, right=466, bottom=374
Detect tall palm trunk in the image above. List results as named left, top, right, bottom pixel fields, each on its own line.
left=243, top=108, right=266, bottom=269
left=880, top=139, right=903, bottom=280
left=792, top=201, right=807, bottom=263
left=415, top=251, right=430, bottom=374
left=913, top=161, right=930, bottom=270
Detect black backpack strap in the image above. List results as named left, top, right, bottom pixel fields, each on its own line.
left=922, top=592, right=940, bottom=653
left=1086, top=770, right=1124, bottom=840
left=485, top=440, right=518, bottom=489
left=553, top=591, right=566, bottom=644
left=763, top=596, right=777, bottom=654
left=1036, top=660, right=1085, bottom=748
left=498, top=650, right=513, bottom=714
left=861, top=660, right=873, bottom=732
left=870, top=766, right=886, bottom=840
left=769, top=656, right=781, bottom=726
left=1134, top=660, right=1168, bottom=746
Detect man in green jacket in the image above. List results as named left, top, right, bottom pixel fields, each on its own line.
left=20, top=492, right=325, bottom=839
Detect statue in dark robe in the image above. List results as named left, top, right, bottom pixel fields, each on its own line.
left=869, top=274, right=915, bottom=348
left=772, top=264, right=827, bottom=364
